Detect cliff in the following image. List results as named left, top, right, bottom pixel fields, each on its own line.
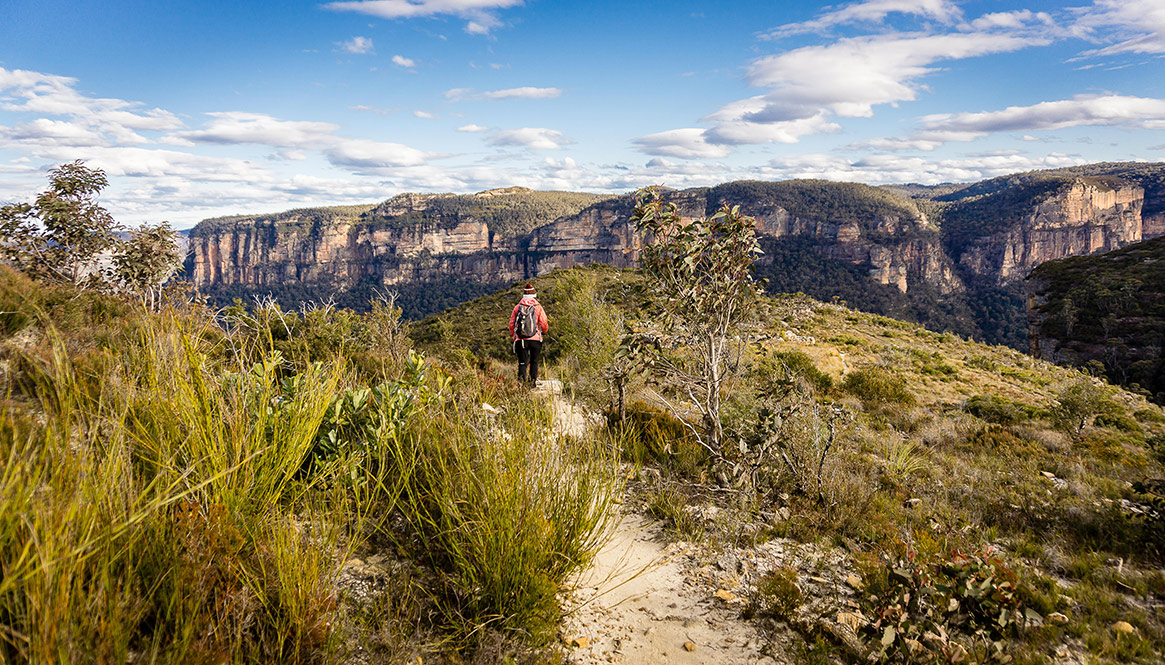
left=186, top=163, right=1165, bottom=344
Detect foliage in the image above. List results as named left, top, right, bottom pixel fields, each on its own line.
left=0, top=160, right=121, bottom=285
left=1029, top=235, right=1165, bottom=404
left=389, top=398, right=621, bottom=643
left=111, top=221, right=183, bottom=310
left=1050, top=379, right=1112, bottom=434
left=863, top=550, right=1039, bottom=663
left=842, top=367, right=917, bottom=407
left=706, top=179, right=923, bottom=229
left=623, top=187, right=764, bottom=453
left=753, top=567, right=803, bottom=619
left=552, top=270, right=624, bottom=405
left=362, top=188, right=613, bottom=239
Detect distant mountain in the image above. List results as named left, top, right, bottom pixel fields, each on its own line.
left=185, top=162, right=1165, bottom=346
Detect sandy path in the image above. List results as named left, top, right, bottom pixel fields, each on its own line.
left=561, top=513, right=784, bottom=665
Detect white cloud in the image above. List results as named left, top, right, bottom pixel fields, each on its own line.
left=392, top=54, right=416, bottom=67
left=413, top=110, right=435, bottom=118
left=481, top=86, right=561, bottom=100
left=764, top=0, right=963, bottom=39
left=632, top=128, right=733, bottom=159
left=337, top=36, right=375, bottom=54
left=0, top=67, right=183, bottom=148
left=918, top=95, right=1165, bottom=141
left=349, top=104, right=395, bottom=114
left=324, top=138, right=431, bottom=168
left=457, top=123, right=489, bottom=132
left=323, top=0, right=524, bottom=35
left=170, top=112, right=341, bottom=148
left=747, top=32, right=1047, bottom=119
left=487, top=128, right=570, bottom=150
left=1074, top=0, right=1165, bottom=57
left=446, top=86, right=562, bottom=101
left=966, top=10, right=1055, bottom=32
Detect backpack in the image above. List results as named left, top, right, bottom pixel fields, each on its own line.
left=515, top=302, right=539, bottom=339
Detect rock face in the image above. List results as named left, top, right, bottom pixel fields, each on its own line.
left=188, top=180, right=962, bottom=302
left=956, top=181, right=1144, bottom=286
left=186, top=164, right=1165, bottom=345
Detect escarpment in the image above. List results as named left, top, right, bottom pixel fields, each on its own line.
left=187, top=162, right=1165, bottom=347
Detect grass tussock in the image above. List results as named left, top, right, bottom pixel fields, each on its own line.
left=0, top=267, right=620, bottom=663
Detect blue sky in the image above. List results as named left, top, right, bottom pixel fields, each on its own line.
left=1, top=0, right=1163, bottom=227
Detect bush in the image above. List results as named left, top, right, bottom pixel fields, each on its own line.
left=754, top=567, right=802, bottom=618
left=964, top=394, right=1028, bottom=426
left=390, top=398, right=621, bottom=643
left=842, top=367, right=916, bottom=407
left=1050, top=379, right=1112, bottom=434
left=763, top=349, right=834, bottom=394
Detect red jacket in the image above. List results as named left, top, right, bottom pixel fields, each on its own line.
left=509, top=296, right=549, bottom=341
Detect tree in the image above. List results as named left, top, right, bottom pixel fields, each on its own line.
left=0, top=160, right=121, bottom=285
left=623, top=187, right=764, bottom=455
left=111, top=222, right=183, bottom=310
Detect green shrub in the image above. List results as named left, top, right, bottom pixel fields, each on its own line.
left=754, top=566, right=802, bottom=618
left=964, top=394, right=1026, bottom=425
left=842, top=367, right=916, bottom=406
left=390, top=398, right=621, bottom=643
left=1133, top=408, right=1165, bottom=424
left=764, top=349, right=834, bottom=393
left=1050, top=379, right=1113, bottom=434
left=1094, top=411, right=1143, bottom=434
left=614, top=401, right=708, bottom=478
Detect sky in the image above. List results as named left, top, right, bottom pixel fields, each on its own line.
left=1, top=0, right=1163, bottom=228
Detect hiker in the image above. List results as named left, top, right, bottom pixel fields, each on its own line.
left=509, top=282, right=549, bottom=384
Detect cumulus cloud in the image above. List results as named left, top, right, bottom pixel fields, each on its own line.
left=413, top=110, right=435, bottom=118
left=1074, top=0, right=1165, bottom=57
left=392, top=54, right=416, bottom=67
left=457, top=123, right=489, bottom=132
left=0, top=67, right=183, bottom=148
left=487, top=128, right=570, bottom=150
left=764, top=0, right=963, bottom=39
left=323, top=0, right=524, bottom=35
left=632, top=128, right=732, bottom=159
left=918, top=95, right=1165, bottom=141
left=337, top=36, right=375, bottom=54
left=746, top=32, right=1046, bottom=119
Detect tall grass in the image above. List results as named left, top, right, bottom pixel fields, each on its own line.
left=1, top=281, right=623, bottom=662
left=0, top=310, right=383, bottom=663
left=392, top=397, right=622, bottom=643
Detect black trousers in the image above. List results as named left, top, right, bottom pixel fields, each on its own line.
left=514, top=339, right=542, bottom=383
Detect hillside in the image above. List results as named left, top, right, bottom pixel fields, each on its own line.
left=1028, top=234, right=1165, bottom=404
left=414, top=266, right=1165, bottom=665
left=3, top=263, right=1164, bottom=664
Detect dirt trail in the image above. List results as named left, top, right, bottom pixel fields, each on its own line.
left=539, top=380, right=784, bottom=664
left=560, top=513, right=783, bottom=665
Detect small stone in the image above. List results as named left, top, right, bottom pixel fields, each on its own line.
left=810, top=575, right=829, bottom=584
left=904, top=498, right=922, bottom=507
left=683, top=641, right=696, bottom=652
left=571, top=637, right=590, bottom=648
left=1047, top=612, right=1069, bottom=625
left=1041, top=471, right=1056, bottom=479
left=1111, top=621, right=1136, bottom=635
left=845, top=574, right=865, bottom=591
left=482, top=402, right=500, bottom=414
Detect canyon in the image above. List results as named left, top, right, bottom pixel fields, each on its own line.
left=186, top=162, right=1165, bottom=347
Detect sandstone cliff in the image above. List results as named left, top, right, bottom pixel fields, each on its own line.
left=186, top=163, right=1165, bottom=347
left=952, top=179, right=1143, bottom=286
